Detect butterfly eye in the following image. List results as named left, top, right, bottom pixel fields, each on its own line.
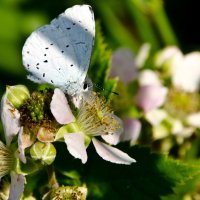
left=83, top=82, right=88, bottom=90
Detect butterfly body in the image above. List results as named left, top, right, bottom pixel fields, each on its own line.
left=22, top=5, right=95, bottom=95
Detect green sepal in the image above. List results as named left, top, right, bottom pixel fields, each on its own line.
left=55, top=122, right=91, bottom=147
left=55, top=122, right=80, bottom=141
left=15, top=157, right=41, bottom=175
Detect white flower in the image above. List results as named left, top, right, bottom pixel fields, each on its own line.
left=156, top=46, right=200, bottom=92
left=0, top=90, right=26, bottom=200
left=51, top=88, right=136, bottom=165
left=172, top=52, right=200, bottom=92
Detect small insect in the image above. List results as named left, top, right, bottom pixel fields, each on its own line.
left=22, top=5, right=95, bottom=96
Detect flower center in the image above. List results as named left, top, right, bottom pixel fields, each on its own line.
left=19, top=90, right=60, bottom=136
left=77, top=92, right=121, bottom=137
left=164, top=88, right=200, bottom=120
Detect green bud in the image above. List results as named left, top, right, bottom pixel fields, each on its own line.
left=30, top=142, right=56, bottom=165
left=6, top=85, right=30, bottom=109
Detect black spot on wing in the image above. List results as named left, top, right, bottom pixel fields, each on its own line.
left=66, top=27, right=71, bottom=30
left=44, top=60, right=48, bottom=63
left=43, top=73, right=45, bottom=77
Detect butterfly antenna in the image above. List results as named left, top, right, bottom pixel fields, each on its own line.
left=94, top=83, right=119, bottom=95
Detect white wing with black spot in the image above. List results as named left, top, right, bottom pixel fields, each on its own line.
left=22, top=5, right=95, bottom=95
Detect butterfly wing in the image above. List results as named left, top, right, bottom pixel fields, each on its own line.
left=22, top=5, right=95, bottom=95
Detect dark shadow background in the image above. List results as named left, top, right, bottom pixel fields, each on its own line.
left=165, top=0, right=200, bottom=52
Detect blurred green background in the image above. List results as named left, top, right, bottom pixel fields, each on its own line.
left=0, top=0, right=199, bottom=96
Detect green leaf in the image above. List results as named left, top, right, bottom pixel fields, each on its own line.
left=53, top=142, right=200, bottom=199
left=161, top=160, right=200, bottom=200
left=84, top=145, right=200, bottom=200
left=89, top=21, right=118, bottom=100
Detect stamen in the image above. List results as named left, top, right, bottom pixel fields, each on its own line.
left=77, top=92, right=121, bottom=137
left=0, top=141, right=15, bottom=178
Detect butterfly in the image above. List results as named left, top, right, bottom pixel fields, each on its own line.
left=22, top=5, right=95, bottom=96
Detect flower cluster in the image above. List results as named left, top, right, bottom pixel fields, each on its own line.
left=0, top=84, right=135, bottom=199
left=110, top=45, right=200, bottom=155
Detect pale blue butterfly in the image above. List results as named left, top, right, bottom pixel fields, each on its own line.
left=22, top=5, right=95, bottom=95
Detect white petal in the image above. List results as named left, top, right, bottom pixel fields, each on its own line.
left=92, top=138, right=136, bottom=165
left=110, top=48, right=138, bottom=84
left=121, top=118, right=141, bottom=145
left=101, top=132, right=122, bottom=146
left=8, top=172, right=25, bottom=200
left=172, top=52, right=200, bottom=92
left=50, top=88, right=75, bottom=124
left=17, top=127, right=26, bottom=164
left=138, top=70, right=161, bottom=86
left=186, top=112, right=200, bottom=128
left=1, top=94, right=21, bottom=145
left=136, top=85, right=168, bottom=112
left=171, top=119, right=184, bottom=134
left=135, top=43, right=151, bottom=68
left=64, top=133, right=87, bottom=164
left=102, top=115, right=124, bottom=145
left=170, top=119, right=194, bottom=138
left=155, top=46, right=182, bottom=67
left=145, top=109, right=167, bottom=126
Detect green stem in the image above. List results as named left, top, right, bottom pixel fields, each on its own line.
left=46, top=165, right=59, bottom=189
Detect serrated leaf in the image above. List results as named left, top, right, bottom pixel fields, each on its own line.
left=85, top=145, right=200, bottom=200
left=89, top=21, right=118, bottom=99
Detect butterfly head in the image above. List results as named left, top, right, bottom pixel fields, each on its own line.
left=63, top=78, right=93, bottom=96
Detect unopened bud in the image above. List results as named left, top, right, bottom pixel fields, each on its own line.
left=30, top=142, right=56, bottom=165
left=6, top=85, right=30, bottom=109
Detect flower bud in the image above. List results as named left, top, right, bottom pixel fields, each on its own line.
left=30, top=142, right=56, bottom=165
left=6, top=85, right=30, bottom=109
